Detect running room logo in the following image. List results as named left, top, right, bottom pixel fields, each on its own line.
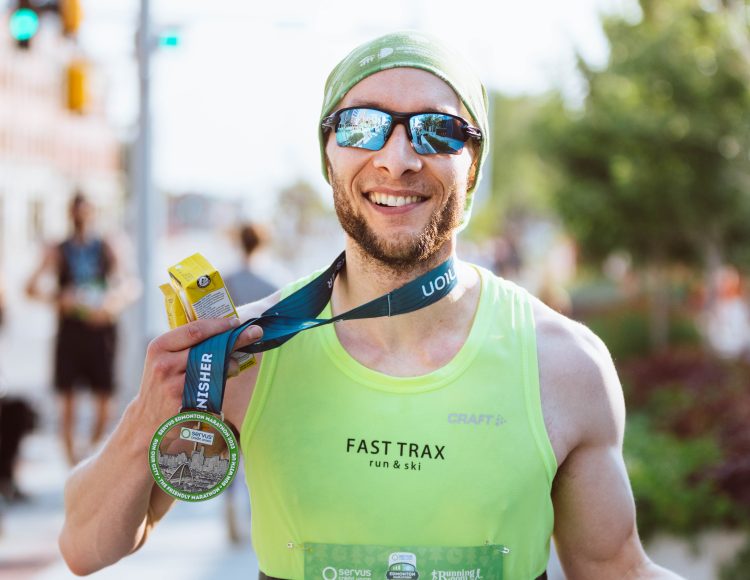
left=386, top=552, right=419, bottom=579
left=197, top=275, right=211, bottom=288
left=430, top=569, right=483, bottom=580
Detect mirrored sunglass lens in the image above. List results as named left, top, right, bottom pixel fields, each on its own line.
left=336, top=109, right=390, bottom=151
left=410, top=114, right=465, bottom=154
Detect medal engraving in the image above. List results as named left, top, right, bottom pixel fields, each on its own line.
left=149, top=411, right=238, bottom=501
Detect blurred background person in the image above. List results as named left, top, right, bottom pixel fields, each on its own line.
left=703, top=265, right=750, bottom=360
left=25, top=192, right=139, bottom=466
left=223, top=221, right=278, bottom=544
left=224, top=222, right=277, bottom=308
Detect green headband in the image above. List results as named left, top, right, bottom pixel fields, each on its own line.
left=319, top=30, right=490, bottom=229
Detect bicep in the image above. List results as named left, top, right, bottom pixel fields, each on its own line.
left=541, top=315, right=650, bottom=578
left=552, top=440, right=647, bottom=579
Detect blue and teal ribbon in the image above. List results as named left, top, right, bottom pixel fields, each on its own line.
left=182, top=252, right=457, bottom=414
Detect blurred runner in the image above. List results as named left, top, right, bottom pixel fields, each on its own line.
left=224, top=223, right=277, bottom=308
left=25, top=192, right=138, bottom=466
left=704, top=266, right=750, bottom=359
left=224, top=222, right=277, bottom=544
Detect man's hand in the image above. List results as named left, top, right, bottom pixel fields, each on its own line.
left=132, top=316, right=262, bottom=433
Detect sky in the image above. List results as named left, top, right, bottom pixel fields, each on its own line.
left=79, top=0, right=632, bottom=219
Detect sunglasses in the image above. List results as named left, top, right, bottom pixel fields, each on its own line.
left=321, top=107, right=482, bottom=155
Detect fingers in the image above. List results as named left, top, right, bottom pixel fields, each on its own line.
left=227, top=358, right=240, bottom=378
left=233, top=325, right=263, bottom=351
left=151, top=317, right=240, bottom=353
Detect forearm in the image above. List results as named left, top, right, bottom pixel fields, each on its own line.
left=59, top=399, right=171, bottom=575
left=58, top=316, right=259, bottom=575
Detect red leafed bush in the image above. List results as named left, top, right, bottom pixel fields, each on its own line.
left=620, top=348, right=750, bottom=510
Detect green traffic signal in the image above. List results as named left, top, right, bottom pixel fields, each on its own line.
left=9, top=8, right=39, bottom=42
left=158, top=31, right=180, bottom=48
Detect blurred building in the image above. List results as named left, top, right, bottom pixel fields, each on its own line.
left=0, top=12, right=125, bottom=396
left=0, top=13, right=125, bottom=303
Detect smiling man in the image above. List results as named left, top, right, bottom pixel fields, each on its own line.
left=60, top=32, right=682, bottom=580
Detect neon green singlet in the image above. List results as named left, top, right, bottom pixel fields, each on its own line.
left=240, top=266, right=558, bottom=580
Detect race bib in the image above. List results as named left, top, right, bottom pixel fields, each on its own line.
left=304, top=543, right=507, bottom=580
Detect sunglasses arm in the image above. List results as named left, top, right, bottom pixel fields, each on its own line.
left=321, top=115, right=338, bottom=131
left=464, top=126, right=482, bottom=142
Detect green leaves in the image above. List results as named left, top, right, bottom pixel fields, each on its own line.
left=537, top=0, right=750, bottom=268
left=624, top=413, right=735, bottom=539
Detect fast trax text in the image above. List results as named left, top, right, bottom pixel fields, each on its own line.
left=346, top=438, right=445, bottom=459
left=345, top=437, right=446, bottom=474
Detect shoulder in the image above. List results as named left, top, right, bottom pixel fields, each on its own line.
left=532, top=297, right=625, bottom=461
left=236, top=290, right=283, bottom=320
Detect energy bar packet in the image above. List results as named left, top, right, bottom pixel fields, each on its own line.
left=165, top=253, right=256, bottom=371
left=159, top=284, right=189, bottom=329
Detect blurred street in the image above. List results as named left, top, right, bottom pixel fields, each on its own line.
left=0, top=430, right=259, bottom=580
left=0, top=306, right=260, bottom=580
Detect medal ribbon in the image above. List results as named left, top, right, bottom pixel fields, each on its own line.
left=181, top=252, right=457, bottom=414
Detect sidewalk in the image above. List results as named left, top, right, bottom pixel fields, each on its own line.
left=0, top=424, right=259, bottom=580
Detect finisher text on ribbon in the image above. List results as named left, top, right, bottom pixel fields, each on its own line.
left=197, top=353, right=213, bottom=409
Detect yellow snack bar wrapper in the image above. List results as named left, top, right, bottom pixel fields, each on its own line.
left=166, top=253, right=256, bottom=371
left=159, top=283, right=188, bottom=329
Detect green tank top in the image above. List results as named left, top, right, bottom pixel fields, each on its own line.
left=240, top=265, right=557, bottom=580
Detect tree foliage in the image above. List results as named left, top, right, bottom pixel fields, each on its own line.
left=469, top=95, right=557, bottom=238
left=536, top=0, right=750, bottom=269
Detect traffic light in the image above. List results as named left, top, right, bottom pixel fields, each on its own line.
left=8, top=1, right=39, bottom=49
left=66, top=60, right=88, bottom=113
left=59, top=0, right=83, bottom=37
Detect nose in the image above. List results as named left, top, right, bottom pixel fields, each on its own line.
left=371, top=124, right=423, bottom=178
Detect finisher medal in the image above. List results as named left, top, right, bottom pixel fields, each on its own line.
left=150, top=251, right=458, bottom=501
left=149, top=411, right=238, bottom=502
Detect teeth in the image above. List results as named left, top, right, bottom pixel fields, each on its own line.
left=368, top=193, right=422, bottom=207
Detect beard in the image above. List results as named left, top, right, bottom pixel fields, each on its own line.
left=330, top=173, right=463, bottom=274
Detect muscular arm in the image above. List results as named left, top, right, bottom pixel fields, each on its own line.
left=536, top=307, right=683, bottom=579
left=59, top=317, right=262, bottom=575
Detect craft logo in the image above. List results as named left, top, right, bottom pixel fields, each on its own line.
left=179, top=427, right=214, bottom=445
left=386, top=552, right=419, bottom=579
left=447, top=413, right=506, bottom=427
left=197, top=275, right=211, bottom=288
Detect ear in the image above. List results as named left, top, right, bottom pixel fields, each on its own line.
left=467, top=154, right=479, bottom=191
left=325, top=158, right=333, bottom=183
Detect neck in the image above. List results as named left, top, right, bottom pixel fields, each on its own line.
left=331, top=237, right=480, bottom=353
left=341, top=238, right=456, bottom=297
left=71, top=226, right=89, bottom=242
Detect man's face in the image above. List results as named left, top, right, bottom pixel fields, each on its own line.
left=325, top=68, right=476, bottom=271
left=70, top=199, right=93, bottom=231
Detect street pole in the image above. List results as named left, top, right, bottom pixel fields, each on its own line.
left=134, top=0, right=155, bottom=354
